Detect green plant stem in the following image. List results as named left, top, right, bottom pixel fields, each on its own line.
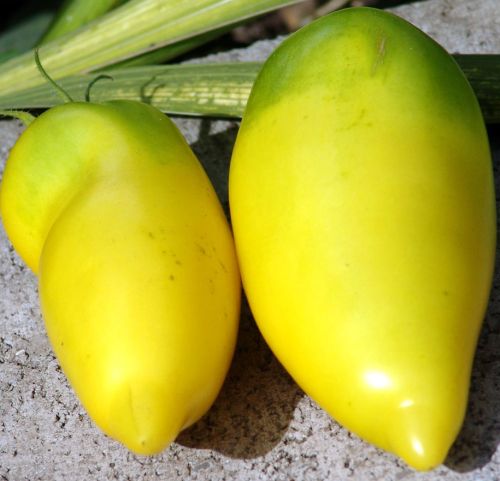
left=105, top=28, right=228, bottom=69
left=0, top=0, right=303, bottom=96
left=0, top=63, right=262, bottom=117
left=0, top=56, right=498, bottom=123
left=0, top=110, right=35, bottom=127
left=39, top=0, right=128, bottom=44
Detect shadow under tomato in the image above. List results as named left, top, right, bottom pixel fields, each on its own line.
left=177, top=297, right=303, bottom=459
left=189, top=119, right=238, bottom=218
left=445, top=125, right=500, bottom=472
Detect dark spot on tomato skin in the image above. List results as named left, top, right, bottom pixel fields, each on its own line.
left=169, top=274, right=175, bottom=281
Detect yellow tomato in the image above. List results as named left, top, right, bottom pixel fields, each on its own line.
left=1, top=100, right=241, bottom=454
left=229, top=8, right=495, bottom=470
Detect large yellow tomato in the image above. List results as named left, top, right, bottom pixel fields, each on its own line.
left=229, top=7, right=495, bottom=470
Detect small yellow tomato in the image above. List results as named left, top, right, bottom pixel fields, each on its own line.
left=1, top=100, right=241, bottom=454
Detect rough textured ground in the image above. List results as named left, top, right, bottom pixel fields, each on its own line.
left=1, top=0, right=499, bottom=480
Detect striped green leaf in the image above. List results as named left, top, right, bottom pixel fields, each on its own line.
left=0, top=63, right=262, bottom=118
left=0, top=56, right=498, bottom=123
left=0, top=0, right=302, bottom=96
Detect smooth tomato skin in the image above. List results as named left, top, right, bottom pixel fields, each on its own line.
left=229, top=8, right=495, bottom=470
left=1, top=100, right=241, bottom=454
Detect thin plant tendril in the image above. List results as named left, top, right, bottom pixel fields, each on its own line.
left=85, top=75, right=114, bottom=102
left=34, top=48, right=73, bottom=103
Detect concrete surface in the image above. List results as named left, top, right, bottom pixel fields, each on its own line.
left=1, top=0, right=499, bottom=480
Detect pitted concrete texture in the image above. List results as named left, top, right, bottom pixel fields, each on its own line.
left=1, top=1, right=500, bottom=480
left=391, top=0, right=500, bottom=54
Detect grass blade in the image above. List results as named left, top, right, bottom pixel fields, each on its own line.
left=0, top=56, right=497, bottom=122
left=0, top=0, right=303, bottom=96
left=0, top=63, right=262, bottom=118
left=39, top=0, right=128, bottom=44
left=106, top=27, right=229, bottom=69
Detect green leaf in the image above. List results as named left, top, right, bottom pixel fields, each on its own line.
left=0, top=0, right=302, bottom=96
left=39, top=0, right=128, bottom=44
left=0, top=63, right=262, bottom=118
left=0, top=12, right=54, bottom=61
left=105, top=26, right=231, bottom=69
left=0, top=56, right=498, bottom=123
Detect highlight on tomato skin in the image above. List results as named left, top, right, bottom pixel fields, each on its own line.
left=0, top=99, right=241, bottom=454
left=229, top=7, right=495, bottom=471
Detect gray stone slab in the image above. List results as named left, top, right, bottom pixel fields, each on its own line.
left=390, top=0, right=500, bottom=54
left=1, top=1, right=500, bottom=480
